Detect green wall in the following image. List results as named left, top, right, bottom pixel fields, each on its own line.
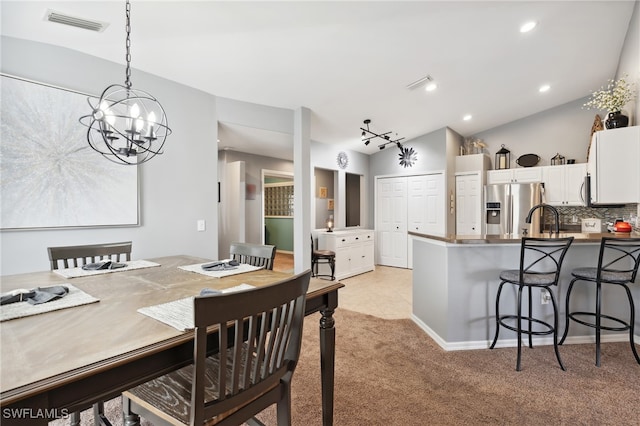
left=265, top=217, right=293, bottom=251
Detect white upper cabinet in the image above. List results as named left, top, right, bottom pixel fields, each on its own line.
left=542, top=164, right=587, bottom=206
left=487, top=168, right=542, bottom=184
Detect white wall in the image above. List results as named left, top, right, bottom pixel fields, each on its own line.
left=1, top=36, right=219, bottom=275
left=616, top=0, right=639, bottom=125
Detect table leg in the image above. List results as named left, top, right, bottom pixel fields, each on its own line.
left=122, top=396, right=140, bottom=426
left=319, top=307, right=336, bottom=426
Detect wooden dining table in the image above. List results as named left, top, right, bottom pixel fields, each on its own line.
left=0, top=255, right=344, bottom=426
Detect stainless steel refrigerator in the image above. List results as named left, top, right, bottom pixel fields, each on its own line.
left=484, top=183, right=542, bottom=236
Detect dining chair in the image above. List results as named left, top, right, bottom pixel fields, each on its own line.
left=229, top=242, right=277, bottom=270
left=490, top=237, right=574, bottom=371
left=559, top=237, right=640, bottom=367
left=311, top=235, right=335, bottom=280
left=47, top=241, right=132, bottom=270
left=47, top=241, right=132, bottom=426
left=122, top=270, right=312, bottom=426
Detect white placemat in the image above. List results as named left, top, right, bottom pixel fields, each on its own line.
left=0, top=284, right=99, bottom=322
left=137, top=284, right=256, bottom=331
left=53, top=259, right=161, bottom=279
left=178, top=261, right=262, bottom=278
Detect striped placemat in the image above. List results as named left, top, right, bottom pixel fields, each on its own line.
left=178, top=261, right=262, bottom=278
left=0, top=284, right=99, bottom=322
left=53, top=259, right=161, bottom=279
left=137, top=283, right=255, bottom=331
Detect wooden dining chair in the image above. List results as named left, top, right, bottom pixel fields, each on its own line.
left=46, top=241, right=132, bottom=426
left=47, top=241, right=132, bottom=270
left=230, top=242, right=277, bottom=270
left=122, top=270, right=312, bottom=426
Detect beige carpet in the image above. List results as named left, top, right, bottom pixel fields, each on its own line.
left=69, top=308, right=639, bottom=425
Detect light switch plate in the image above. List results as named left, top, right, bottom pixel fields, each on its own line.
left=197, top=219, right=206, bottom=231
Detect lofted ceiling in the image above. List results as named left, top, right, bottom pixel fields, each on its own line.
left=1, top=1, right=636, bottom=161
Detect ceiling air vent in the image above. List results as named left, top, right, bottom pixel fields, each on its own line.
left=45, top=9, right=109, bottom=32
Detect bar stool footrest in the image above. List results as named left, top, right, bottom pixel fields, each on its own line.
left=498, top=315, right=555, bottom=336
left=567, top=311, right=631, bottom=332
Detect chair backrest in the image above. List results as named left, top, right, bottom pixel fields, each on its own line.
left=47, top=241, right=132, bottom=270
left=519, top=237, right=574, bottom=283
left=191, top=270, right=311, bottom=425
left=596, top=237, right=640, bottom=283
left=229, top=242, right=276, bottom=270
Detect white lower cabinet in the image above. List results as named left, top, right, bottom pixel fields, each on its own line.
left=318, top=230, right=375, bottom=280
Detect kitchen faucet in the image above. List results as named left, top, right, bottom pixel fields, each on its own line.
left=526, top=203, right=560, bottom=235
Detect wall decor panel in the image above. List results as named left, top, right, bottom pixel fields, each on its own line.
left=0, top=74, right=138, bottom=229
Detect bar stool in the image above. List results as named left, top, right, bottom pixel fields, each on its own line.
left=559, top=237, right=640, bottom=367
left=311, top=235, right=335, bottom=280
left=490, top=237, right=574, bottom=371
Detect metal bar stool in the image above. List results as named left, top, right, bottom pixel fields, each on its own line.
left=559, top=237, right=640, bottom=367
left=490, top=237, right=574, bottom=371
left=311, top=235, right=335, bottom=280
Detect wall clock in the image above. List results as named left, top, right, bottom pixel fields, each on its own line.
left=337, top=151, right=349, bottom=169
left=399, top=146, right=417, bottom=168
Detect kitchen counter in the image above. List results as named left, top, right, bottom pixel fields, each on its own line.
left=410, top=231, right=639, bottom=351
left=408, top=231, right=640, bottom=244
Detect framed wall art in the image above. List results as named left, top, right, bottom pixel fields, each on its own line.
left=0, top=74, right=139, bottom=229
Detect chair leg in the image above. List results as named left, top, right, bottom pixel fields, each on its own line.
left=527, top=286, right=533, bottom=349
left=559, top=278, right=578, bottom=345
left=70, top=412, right=81, bottom=426
left=276, top=385, right=293, bottom=426
left=489, top=281, right=506, bottom=349
left=549, top=288, right=566, bottom=371
left=516, top=284, right=524, bottom=371
left=330, top=257, right=335, bottom=281
left=622, top=283, right=640, bottom=364
left=595, top=280, right=602, bottom=367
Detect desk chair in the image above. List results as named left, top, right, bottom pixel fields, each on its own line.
left=123, top=270, right=311, bottom=426
left=490, top=237, right=574, bottom=371
left=311, top=235, right=335, bottom=280
left=47, top=241, right=132, bottom=426
left=230, top=242, right=276, bottom=270
left=560, top=237, right=640, bottom=367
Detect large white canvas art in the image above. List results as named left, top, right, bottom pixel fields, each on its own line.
left=0, top=75, right=139, bottom=229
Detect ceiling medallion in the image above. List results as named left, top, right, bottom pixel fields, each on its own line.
left=399, top=146, right=417, bottom=168
left=337, top=151, right=349, bottom=169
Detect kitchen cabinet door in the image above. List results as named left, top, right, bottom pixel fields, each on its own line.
left=542, top=164, right=586, bottom=206
left=487, top=168, right=542, bottom=184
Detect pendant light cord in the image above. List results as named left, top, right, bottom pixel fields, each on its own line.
left=125, top=0, right=132, bottom=89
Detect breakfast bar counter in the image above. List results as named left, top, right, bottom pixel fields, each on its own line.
left=408, top=231, right=640, bottom=351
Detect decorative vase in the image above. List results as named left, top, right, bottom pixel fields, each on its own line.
left=605, top=111, right=629, bottom=129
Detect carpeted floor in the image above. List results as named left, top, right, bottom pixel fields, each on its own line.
left=72, top=308, right=639, bottom=425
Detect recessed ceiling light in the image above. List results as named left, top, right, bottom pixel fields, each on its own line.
left=539, top=84, right=550, bottom=93
left=520, top=21, right=537, bottom=33
left=425, top=82, right=438, bottom=92
left=463, top=114, right=472, bottom=121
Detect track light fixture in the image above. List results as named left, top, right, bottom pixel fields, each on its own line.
left=360, top=119, right=404, bottom=150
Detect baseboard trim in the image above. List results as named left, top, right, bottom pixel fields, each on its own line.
left=411, top=315, right=640, bottom=351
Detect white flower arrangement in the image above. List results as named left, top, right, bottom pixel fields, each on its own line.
left=583, top=74, right=637, bottom=112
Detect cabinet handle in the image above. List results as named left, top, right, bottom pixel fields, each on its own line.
left=355, top=237, right=359, bottom=240
left=341, top=239, right=346, bottom=242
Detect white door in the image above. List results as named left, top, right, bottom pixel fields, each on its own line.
left=376, top=177, right=408, bottom=268
left=423, top=173, right=445, bottom=234
left=407, top=176, right=427, bottom=233
left=456, top=173, right=481, bottom=235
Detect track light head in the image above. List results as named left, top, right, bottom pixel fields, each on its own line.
left=364, top=140, right=370, bottom=146
left=396, top=141, right=402, bottom=148
left=379, top=145, right=385, bottom=150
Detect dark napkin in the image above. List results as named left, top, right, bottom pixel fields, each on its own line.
left=201, top=260, right=239, bottom=271
left=0, top=285, right=69, bottom=305
left=82, top=261, right=127, bottom=271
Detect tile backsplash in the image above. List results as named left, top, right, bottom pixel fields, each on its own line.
left=542, top=204, right=638, bottom=231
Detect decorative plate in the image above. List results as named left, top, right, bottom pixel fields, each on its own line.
left=516, top=153, right=540, bottom=167
left=337, top=151, right=349, bottom=169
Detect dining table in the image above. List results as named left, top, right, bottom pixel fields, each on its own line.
left=0, top=255, right=344, bottom=426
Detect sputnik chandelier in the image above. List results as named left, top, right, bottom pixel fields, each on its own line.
left=80, top=0, right=171, bottom=165
left=360, top=119, right=404, bottom=150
